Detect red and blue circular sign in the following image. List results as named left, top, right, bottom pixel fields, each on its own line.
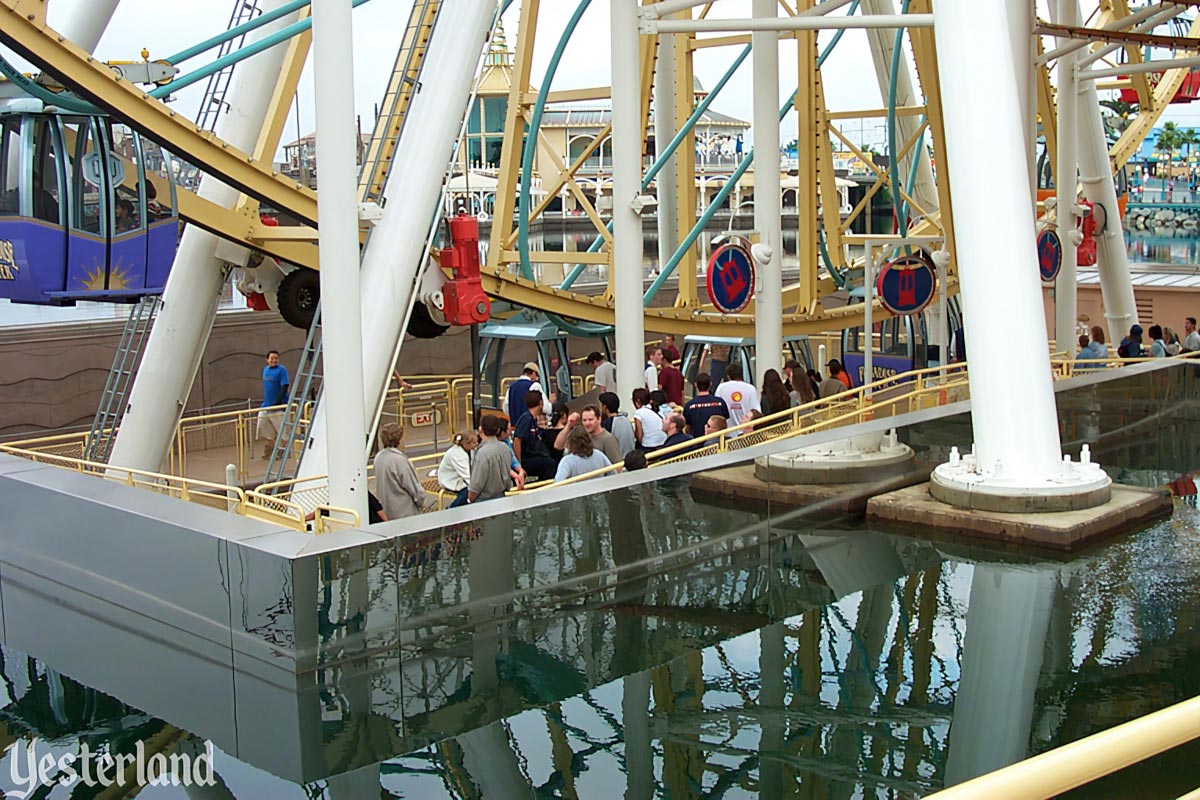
left=1037, top=228, right=1062, bottom=283
left=876, top=254, right=936, bottom=316
left=707, top=242, right=755, bottom=314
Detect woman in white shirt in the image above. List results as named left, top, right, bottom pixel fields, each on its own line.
left=631, top=388, right=667, bottom=450
left=438, top=431, right=478, bottom=507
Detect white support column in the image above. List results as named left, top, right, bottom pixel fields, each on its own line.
left=753, top=0, right=782, bottom=386
left=311, top=0, right=366, bottom=519
left=861, top=0, right=938, bottom=214
left=1078, top=75, right=1139, bottom=344
left=654, top=37, right=679, bottom=271
left=1054, top=0, right=1079, bottom=352
left=109, top=0, right=303, bottom=473
left=930, top=0, right=1108, bottom=507
left=48, top=0, right=122, bottom=53
left=295, top=1, right=498, bottom=483
left=613, top=0, right=647, bottom=401
left=1006, top=0, right=1036, bottom=204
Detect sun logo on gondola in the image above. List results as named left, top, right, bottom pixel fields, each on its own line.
left=79, top=257, right=133, bottom=291
left=0, top=240, right=18, bottom=281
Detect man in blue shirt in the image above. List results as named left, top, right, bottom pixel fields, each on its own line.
left=682, top=373, right=729, bottom=436
left=506, top=362, right=538, bottom=421
left=257, top=350, right=290, bottom=458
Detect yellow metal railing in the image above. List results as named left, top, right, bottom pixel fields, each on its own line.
left=926, top=694, right=1200, bottom=799
left=0, top=445, right=248, bottom=515
left=526, top=361, right=973, bottom=492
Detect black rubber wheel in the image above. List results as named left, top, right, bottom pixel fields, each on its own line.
left=277, top=269, right=319, bottom=329
left=407, top=301, right=451, bottom=339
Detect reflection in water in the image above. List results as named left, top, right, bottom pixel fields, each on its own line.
left=1126, top=233, right=1200, bottom=266
left=2, top=372, right=1200, bottom=796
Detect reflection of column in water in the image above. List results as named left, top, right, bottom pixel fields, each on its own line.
left=623, top=670, right=654, bottom=800
left=653, top=653, right=706, bottom=798
left=902, top=566, right=942, bottom=781
left=943, top=565, right=1056, bottom=786
left=455, top=517, right=530, bottom=798
left=758, top=623, right=786, bottom=797
left=829, top=584, right=895, bottom=800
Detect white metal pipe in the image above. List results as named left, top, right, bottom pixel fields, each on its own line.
left=613, top=0, right=647, bottom=402
left=1084, top=54, right=1200, bottom=81
left=1077, top=74, right=1139, bottom=343
left=1075, top=5, right=1185, bottom=70
left=864, top=243, right=874, bottom=393
left=1037, top=2, right=1177, bottom=66
left=753, top=0, right=782, bottom=387
left=109, top=0, right=303, bottom=473
left=651, top=14, right=933, bottom=34
left=296, top=1, right=499, bottom=484
left=932, top=0, right=1064, bottom=479
left=654, top=37, right=679, bottom=275
left=644, top=0, right=851, bottom=20
left=311, top=0, right=366, bottom=519
left=937, top=255, right=947, bottom=363
left=48, top=0, right=122, bottom=53
left=1055, top=0, right=1079, bottom=352
left=861, top=0, right=938, bottom=215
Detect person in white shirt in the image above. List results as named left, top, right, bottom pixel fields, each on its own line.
left=714, top=362, right=761, bottom=428
left=631, top=387, right=667, bottom=449
left=1183, top=317, right=1200, bottom=352
left=438, top=430, right=478, bottom=508
left=586, top=351, right=618, bottom=393
left=644, top=346, right=663, bottom=390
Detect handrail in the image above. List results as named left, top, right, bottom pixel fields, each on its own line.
left=926, top=694, right=1200, bottom=799
left=522, top=361, right=972, bottom=492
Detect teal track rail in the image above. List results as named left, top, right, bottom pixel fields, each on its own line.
left=151, top=0, right=375, bottom=100
left=166, top=0, right=312, bottom=65
left=517, top=0, right=592, bottom=282
left=886, top=0, right=913, bottom=233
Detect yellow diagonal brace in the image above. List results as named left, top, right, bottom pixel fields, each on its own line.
left=0, top=0, right=319, bottom=226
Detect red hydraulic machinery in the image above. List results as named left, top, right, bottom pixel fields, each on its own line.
left=440, top=213, right=491, bottom=325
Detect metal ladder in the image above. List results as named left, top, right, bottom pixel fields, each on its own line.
left=83, top=297, right=160, bottom=463
left=262, top=305, right=323, bottom=485
left=195, top=0, right=263, bottom=132
left=262, top=0, right=449, bottom=482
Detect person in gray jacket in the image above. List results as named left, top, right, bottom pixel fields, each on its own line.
left=373, top=422, right=431, bottom=520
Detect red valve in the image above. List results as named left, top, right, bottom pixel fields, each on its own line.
left=440, top=213, right=491, bottom=326
left=1077, top=200, right=1098, bottom=267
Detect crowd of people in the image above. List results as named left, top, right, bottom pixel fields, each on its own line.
left=268, top=338, right=869, bottom=527
left=1076, top=316, right=1200, bottom=363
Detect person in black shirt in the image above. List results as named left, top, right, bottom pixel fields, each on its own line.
left=512, top=389, right=557, bottom=481
left=682, top=373, right=729, bottom=436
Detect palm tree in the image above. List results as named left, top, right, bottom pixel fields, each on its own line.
left=1156, top=121, right=1184, bottom=168
left=1182, top=128, right=1200, bottom=164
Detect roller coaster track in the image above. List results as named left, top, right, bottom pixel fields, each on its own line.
left=0, top=0, right=942, bottom=336
left=6, top=0, right=1191, bottom=337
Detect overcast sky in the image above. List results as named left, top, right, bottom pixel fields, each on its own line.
left=16, top=0, right=1200, bottom=162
